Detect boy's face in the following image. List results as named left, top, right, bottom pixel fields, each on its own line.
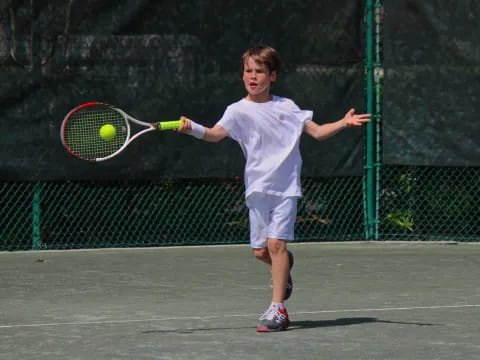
left=242, top=56, right=276, bottom=102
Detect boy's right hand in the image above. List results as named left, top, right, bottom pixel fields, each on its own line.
left=176, top=116, right=192, bottom=133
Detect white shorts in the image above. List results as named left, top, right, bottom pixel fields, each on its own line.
left=246, top=193, right=297, bottom=249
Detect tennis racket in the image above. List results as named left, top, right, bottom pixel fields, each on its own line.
left=60, top=102, right=182, bottom=162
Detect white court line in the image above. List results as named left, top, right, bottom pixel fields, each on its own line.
left=288, top=304, right=480, bottom=315
left=0, top=304, right=479, bottom=329
left=3, top=240, right=478, bottom=255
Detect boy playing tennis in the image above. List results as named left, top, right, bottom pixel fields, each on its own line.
left=178, top=46, right=370, bottom=332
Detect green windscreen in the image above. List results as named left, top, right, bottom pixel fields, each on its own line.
left=0, top=0, right=365, bottom=180
left=383, top=0, right=480, bottom=166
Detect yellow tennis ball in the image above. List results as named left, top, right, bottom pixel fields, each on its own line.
left=99, top=124, right=116, bottom=140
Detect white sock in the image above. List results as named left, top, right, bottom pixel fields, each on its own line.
left=271, top=301, right=285, bottom=310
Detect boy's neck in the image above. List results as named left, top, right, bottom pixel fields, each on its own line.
left=245, top=93, right=273, bottom=103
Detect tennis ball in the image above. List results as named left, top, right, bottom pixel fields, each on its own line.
left=99, top=124, right=116, bottom=140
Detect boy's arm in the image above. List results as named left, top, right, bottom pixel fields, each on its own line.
left=177, top=116, right=228, bottom=143
left=304, top=108, right=370, bottom=141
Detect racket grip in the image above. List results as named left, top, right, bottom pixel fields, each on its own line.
left=158, top=120, right=182, bottom=130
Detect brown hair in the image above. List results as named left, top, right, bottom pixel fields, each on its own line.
left=240, top=46, right=283, bottom=76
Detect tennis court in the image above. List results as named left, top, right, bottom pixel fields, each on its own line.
left=1, top=242, right=479, bottom=360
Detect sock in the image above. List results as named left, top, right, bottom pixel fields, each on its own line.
left=271, top=301, right=285, bottom=310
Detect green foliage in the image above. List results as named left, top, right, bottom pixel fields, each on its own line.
left=385, top=209, right=414, bottom=231
left=381, top=166, right=480, bottom=241
left=383, top=170, right=417, bottom=233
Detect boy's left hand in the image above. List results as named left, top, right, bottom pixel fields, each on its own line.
left=342, top=108, right=371, bottom=127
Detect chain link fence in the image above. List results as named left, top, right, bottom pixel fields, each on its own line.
left=2, top=165, right=478, bottom=251
left=0, top=177, right=364, bottom=251
left=380, top=166, right=480, bottom=241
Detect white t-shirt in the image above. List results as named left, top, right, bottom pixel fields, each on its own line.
left=217, top=95, right=313, bottom=198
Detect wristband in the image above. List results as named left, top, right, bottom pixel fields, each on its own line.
left=188, top=120, right=206, bottom=139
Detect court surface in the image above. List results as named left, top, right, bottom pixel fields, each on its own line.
left=1, top=242, right=479, bottom=360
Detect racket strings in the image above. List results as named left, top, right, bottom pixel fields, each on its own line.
left=63, top=104, right=128, bottom=161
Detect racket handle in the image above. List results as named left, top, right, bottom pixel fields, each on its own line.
left=157, top=120, right=182, bottom=130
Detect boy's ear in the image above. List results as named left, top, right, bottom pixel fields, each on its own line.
left=270, top=70, right=277, bottom=82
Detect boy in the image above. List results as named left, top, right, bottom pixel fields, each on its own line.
left=177, top=46, right=370, bottom=332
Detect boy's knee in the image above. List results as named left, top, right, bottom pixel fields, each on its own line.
left=253, top=248, right=269, bottom=261
left=267, top=238, right=287, bottom=255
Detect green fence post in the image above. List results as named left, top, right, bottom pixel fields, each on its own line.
left=32, top=182, right=42, bottom=250
left=364, top=0, right=376, bottom=240
left=374, top=0, right=383, bottom=241
left=31, top=1, right=43, bottom=250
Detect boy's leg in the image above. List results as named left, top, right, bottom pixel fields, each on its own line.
left=251, top=195, right=296, bottom=302
left=267, top=238, right=290, bottom=303
left=267, top=196, right=296, bottom=302
left=256, top=239, right=290, bottom=332
left=248, top=194, right=295, bottom=331
left=254, top=247, right=293, bottom=301
left=253, top=247, right=271, bottom=265
left=284, top=250, right=294, bottom=301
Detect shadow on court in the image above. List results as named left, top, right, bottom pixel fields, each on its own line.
left=141, top=317, right=437, bottom=335
left=290, top=317, right=437, bottom=329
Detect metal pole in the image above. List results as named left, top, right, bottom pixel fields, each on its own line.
left=374, top=0, right=383, bottom=240
left=365, top=0, right=376, bottom=240
left=32, top=181, right=42, bottom=249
